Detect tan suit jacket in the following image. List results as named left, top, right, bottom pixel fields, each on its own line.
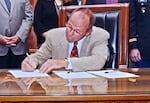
left=30, top=26, right=109, bottom=71
left=0, top=0, right=33, bottom=56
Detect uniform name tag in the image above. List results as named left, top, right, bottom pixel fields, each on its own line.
left=138, top=0, right=147, bottom=3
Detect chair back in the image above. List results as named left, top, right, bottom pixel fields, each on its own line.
left=27, top=0, right=38, bottom=53
left=59, top=3, right=129, bottom=69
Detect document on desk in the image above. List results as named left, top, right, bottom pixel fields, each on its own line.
left=88, top=70, right=139, bottom=79
left=53, top=71, right=96, bottom=79
left=9, top=70, right=49, bottom=78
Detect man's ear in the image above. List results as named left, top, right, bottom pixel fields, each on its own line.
left=85, top=29, right=93, bottom=36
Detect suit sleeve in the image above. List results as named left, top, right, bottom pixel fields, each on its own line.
left=16, top=0, right=33, bottom=43
left=33, top=0, right=46, bottom=36
left=129, top=0, right=138, bottom=50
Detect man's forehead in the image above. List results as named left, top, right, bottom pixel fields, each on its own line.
left=71, top=11, right=89, bottom=21
left=72, top=11, right=84, bottom=16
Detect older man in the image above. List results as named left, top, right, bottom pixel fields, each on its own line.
left=21, top=8, right=109, bottom=73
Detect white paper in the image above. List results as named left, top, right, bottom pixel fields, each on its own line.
left=88, top=70, right=139, bottom=79
left=9, top=70, right=49, bottom=78
left=53, top=71, right=96, bottom=79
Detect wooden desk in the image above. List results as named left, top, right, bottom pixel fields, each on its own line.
left=0, top=68, right=150, bottom=103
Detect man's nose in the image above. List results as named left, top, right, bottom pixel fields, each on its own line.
left=70, top=29, right=75, bottom=35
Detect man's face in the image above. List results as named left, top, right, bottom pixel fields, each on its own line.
left=66, top=12, right=90, bottom=42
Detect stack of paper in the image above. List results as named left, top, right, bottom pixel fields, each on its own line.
left=53, top=71, right=96, bottom=79
left=9, top=70, right=49, bottom=78
left=88, top=70, right=139, bottom=78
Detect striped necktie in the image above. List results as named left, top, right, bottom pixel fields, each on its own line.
left=70, top=42, right=78, bottom=57
left=5, top=0, right=11, bottom=13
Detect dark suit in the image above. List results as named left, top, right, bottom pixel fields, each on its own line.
left=33, top=0, right=58, bottom=45
left=129, top=0, right=150, bottom=67
left=34, top=0, right=79, bottom=46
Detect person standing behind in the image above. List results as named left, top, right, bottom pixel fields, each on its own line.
left=21, top=8, right=109, bottom=73
left=33, top=0, right=59, bottom=46
left=129, top=0, right=150, bottom=68
left=0, top=0, right=33, bottom=69
left=33, top=0, right=78, bottom=47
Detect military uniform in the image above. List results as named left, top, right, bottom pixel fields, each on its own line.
left=129, top=0, right=150, bottom=65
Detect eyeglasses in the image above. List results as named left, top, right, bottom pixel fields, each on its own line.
left=66, top=23, right=86, bottom=36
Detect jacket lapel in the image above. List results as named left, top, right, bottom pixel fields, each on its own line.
left=60, top=40, right=68, bottom=57
left=80, top=36, right=90, bottom=56
left=0, top=0, right=9, bottom=14
left=10, top=0, right=16, bottom=15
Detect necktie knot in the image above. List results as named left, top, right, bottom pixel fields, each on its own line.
left=70, top=42, right=78, bottom=57
left=74, top=41, right=78, bottom=46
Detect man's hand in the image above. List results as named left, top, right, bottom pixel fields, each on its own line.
left=42, top=32, right=47, bottom=38
left=21, top=57, right=37, bottom=72
left=0, top=36, right=11, bottom=45
left=0, top=35, right=20, bottom=46
left=130, top=48, right=141, bottom=62
left=7, top=35, right=20, bottom=45
left=39, top=59, right=66, bottom=73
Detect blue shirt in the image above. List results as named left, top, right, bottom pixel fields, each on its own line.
left=66, top=37, right=85, bottom=70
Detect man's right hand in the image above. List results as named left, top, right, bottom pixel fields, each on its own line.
left=130, top=48, right=141, bottom=62
left=0, top=36, right=17, bottom=46
left=0, top=36, right=10, bottom=45
left=21, top=57, right=37, bottom=72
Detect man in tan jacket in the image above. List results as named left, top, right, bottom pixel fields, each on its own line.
left=21, top=8, right=109, bottom=73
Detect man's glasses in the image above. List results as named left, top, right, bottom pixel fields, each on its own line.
left=66, top=23, right=86, bottom=36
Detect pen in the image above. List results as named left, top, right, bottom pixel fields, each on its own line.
left=26, top=53, right=30, bottom=58
left=26, top=53, right=32, bottom=63
left=26, top=53, right=37, bottom=69
left=104, top=70, right=116, bottom=73
left=67, top=69, right=73, bottom=73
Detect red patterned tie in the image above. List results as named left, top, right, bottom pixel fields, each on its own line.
left=70, top=42, right=78, bottom=57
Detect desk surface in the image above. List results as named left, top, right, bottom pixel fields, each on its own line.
left=0, top=68, right=150, bottom=102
